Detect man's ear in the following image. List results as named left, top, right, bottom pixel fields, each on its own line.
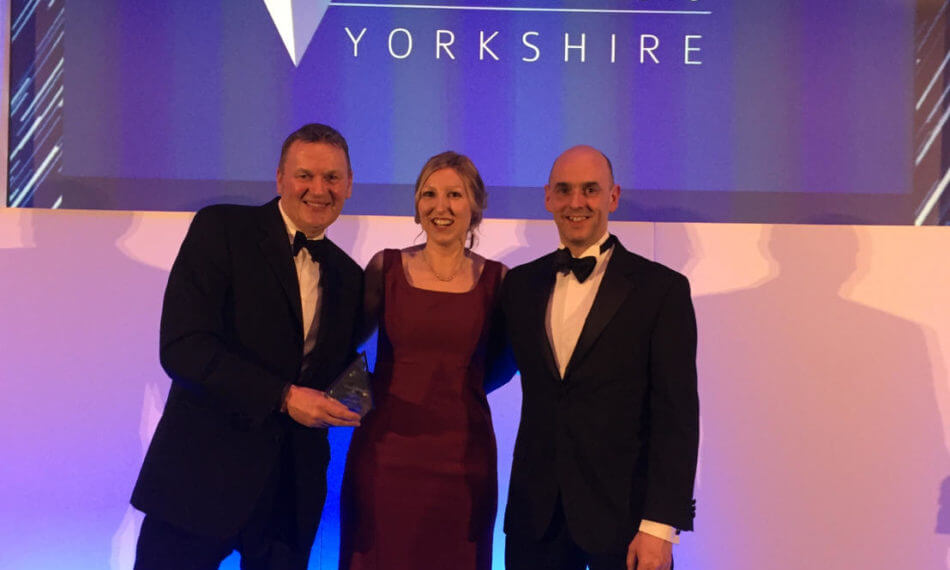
left=608, top=184, right=621, bottom=213
left=343, top=172, right=354, bottom=199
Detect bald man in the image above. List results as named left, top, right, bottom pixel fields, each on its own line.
left=500, top=146, right=699, bottom=570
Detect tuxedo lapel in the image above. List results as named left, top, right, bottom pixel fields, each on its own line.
left=526, top=254, right=561, bottom=381
left=256, top=200, right=303, bottom=330
left=313, top=241, right=343, bottom=352
left=563, top=245, right=640, bottom=380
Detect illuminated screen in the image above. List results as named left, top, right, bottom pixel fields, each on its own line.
left=6, top=0, right=946, bottom=223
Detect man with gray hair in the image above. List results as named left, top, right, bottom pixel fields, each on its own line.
left=132, top=123, right=364, bottom=569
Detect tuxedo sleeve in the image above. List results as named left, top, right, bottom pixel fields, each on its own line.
left=159, top=208, right=287, bottom=424
left=643, top=272, right=699, bottom=531
left=485, top=271, right=517, bottom=393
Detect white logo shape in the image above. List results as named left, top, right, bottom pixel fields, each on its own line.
left=263, top=0, right=332, bottom=66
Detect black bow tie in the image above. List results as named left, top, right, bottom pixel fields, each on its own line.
left=292, top=231, right=330, bottom=263
left=554, top=249, right=595, bottom=282
left=552, top=235, right=617, bottom=283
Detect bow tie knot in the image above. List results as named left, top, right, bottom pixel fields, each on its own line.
left=553, top=249, right=596, bottom=283
left=292, top=231, right=330, bottom=263
left=552, top=235, right=617, bottom=283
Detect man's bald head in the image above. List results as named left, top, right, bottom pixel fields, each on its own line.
left=548, top=145, right=615, bottom=188
left=544, top=145, right=620, bottom=256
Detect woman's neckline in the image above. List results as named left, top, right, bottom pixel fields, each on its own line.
left=396, top=249, right=488, bottom=294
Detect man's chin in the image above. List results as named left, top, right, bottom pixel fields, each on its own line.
left=305, top=212, right=342, bottom=234
left=299, top=219, right=329, bottom=235
left=561, top=232, right=594, bottom=248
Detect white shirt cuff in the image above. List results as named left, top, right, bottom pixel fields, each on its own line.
left=638, top=520, right=679, bottom=544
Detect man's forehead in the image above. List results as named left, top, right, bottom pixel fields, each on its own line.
left=549, top=165, right=610, bottom=186
left=290, top=141, right=346, bottom=159
left=552, top=179, right=600, bottom=187
left=290, top=148, right=347, bottom=167
left=289, top=163, right=346, bottom=174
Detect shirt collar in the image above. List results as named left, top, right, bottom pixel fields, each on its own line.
left=558, top=230, right=612, bottom=261
left=278, top=200, right=326, bottom=242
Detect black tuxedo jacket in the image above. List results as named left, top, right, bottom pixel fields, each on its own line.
left=500, top=238, right=698, bottom=554
left=131, top=198, right=363, bottom=538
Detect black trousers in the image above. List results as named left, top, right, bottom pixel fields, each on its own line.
left=134, top=438, right=326, bottom=570
left=505, top=498, right=674, bottom=570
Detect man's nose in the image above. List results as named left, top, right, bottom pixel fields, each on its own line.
left=568, top=189, right=586, bottom=208
left=310, top=179, right=330, bottom=195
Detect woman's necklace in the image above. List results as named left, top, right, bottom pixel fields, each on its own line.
left=422, top=248, right=466, bottom=282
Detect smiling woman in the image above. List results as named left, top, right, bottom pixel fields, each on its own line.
left=339, top=151, right=514, bottom=570
left=413, top=151, right=487, bottom=249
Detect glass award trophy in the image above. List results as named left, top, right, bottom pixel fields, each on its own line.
left=327, top=352, right=374, bottom=417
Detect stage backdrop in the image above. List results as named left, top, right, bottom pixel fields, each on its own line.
left=6, top=0, right=950, bottom=223
left=2, top=207, right=950, bottom=570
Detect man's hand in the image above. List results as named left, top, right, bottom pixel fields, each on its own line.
left=626, top=532, right=672, bottom=570
left=284, top=385, right=361, bottom=428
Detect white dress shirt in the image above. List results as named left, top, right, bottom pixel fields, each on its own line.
left=545, top=230, right=679, bottom=545
left=546, top=232, right=614, bottom=378
left=277, top=202, right=323, bottom=358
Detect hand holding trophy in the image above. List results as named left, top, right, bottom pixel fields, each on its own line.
left=327, top=352, right=374, bottom=418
